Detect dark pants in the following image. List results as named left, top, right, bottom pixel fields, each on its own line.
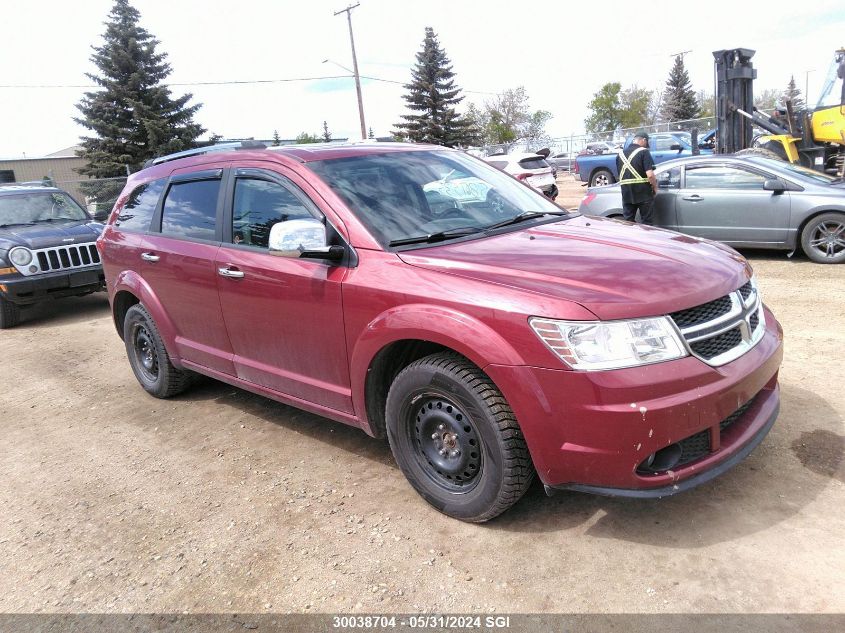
left=623, top=199, right=654, bottom=225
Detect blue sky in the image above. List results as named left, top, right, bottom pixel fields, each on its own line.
left=1, top=0, right=843, bottom=157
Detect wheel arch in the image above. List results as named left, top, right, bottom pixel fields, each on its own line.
left=795, top=208, right=845, bottom=254
left=352, top=305, right=527, bottom=438
left=110, top=270, right=181, bottom=363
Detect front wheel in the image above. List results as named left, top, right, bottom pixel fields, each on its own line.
left=385, top=352, right=534, bottom=522
left=0, top=296, right=21, bottom=329
left=589, top=169, right=614, bottom=187
left=801, top=213, right=845, bottom=264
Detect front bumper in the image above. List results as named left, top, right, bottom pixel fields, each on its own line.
left=0, top=266, right=105, bottom=305
left=485, top=305, right=783, bottom=495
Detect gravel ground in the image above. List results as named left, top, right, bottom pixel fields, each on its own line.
left=1, top=185, right=843, bottom=613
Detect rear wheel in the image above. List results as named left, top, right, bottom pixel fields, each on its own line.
left=590, top=169, right=614, bottom=187
left=801, top=213, right=845, bottom=264
left=385, top=352, right=534, bottom=522
left=0, top=297, right=21, bottom=329
left=124, top=304, right=193, bottom=397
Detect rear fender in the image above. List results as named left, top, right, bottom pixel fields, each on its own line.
left=112, top=270, right=182, bottom=367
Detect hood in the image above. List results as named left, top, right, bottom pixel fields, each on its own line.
left=398, top=215, right=752, bottom=320
left=0, top=220, right=103, bottom=252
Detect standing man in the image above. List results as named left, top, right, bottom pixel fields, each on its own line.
left=616, top=131, right=658, bottom=225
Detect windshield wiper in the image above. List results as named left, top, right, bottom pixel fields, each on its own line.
left=0, top=222, right=36, bottom=228
left=483, top=210, right=570, bottom=231
left=389, top=226, right=483, bottom=247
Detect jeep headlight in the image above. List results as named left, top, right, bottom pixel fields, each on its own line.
left=8, top=247, right=32, bottom=268
left=530, top=316, right=687, bottom=370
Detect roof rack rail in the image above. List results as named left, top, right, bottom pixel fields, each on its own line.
left=144, top=140, right=267, bottom=168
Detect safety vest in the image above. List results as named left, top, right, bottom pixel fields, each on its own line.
left=618, top=146, right=649, bottom=185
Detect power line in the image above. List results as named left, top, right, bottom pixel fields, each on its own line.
left=0, top=74, right=498, bottom=96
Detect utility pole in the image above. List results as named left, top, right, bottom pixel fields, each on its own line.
left=334, top=3, right=366, bottom=140
left=670, top=50, right=692, bottom=60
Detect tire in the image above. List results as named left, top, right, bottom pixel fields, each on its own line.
left=800, top=212, right=845, bottom=264
left=123, top=304, right=193, bottom=398
left=0, top=296, right=21, bottom=329
left=589, top=169, right=614, bottom=187
left=385, top=352, right=534, bottom=522
left=736, top=147, right=784, bottom=162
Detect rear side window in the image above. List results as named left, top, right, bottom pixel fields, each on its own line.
left=116, top=179, right=166, bottom=231
left=232, top=179, right=315, bottom=248
left=657, top=167, right=681, bottom=189
left=518, top=158, right=549, bottom=170
left=160, top=180, right=220, bottom=240
left=487, top=160, right=508, bottom=169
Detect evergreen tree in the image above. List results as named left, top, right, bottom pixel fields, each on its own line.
left=661, top=56, right=699, bottom=122
left=272, top=130, right=281, bottom=146
left=322, top=121, right=332, bottom=142
left=780, top=75, right=805, bottom=110
left=74, top=0, right=204, bottom=177
left=394, top=27, right=478, bottom=147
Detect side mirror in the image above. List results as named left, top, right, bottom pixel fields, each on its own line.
left=93, top=209, right=111, bottom=222
left=670, top=143, right=683, bottom=151
left=763, top=179, right=787, bottom=193
left=269, top=218, right=343, bottom=261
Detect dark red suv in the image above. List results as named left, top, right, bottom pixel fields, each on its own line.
left=99, top=141, right=783, bottom=522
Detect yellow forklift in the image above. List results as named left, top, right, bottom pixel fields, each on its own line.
left=713, top=48, right=845, bottom=176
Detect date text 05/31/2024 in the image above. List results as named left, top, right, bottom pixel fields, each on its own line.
left=332, top=615, right=512, bottom=629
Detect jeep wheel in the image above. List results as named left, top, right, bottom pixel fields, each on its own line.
left=385, top=352, right=534, bottom=522
left=801, top=212, right=845, bottom=264
left=124, top=304, right=193, bottom=398
left=590, top=169, right=614, bottom=187
left=0, top=297, right=21, bottom=329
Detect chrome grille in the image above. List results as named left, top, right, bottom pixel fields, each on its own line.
left=669, top=279, right=765, bottom=367
left=14, top=243, right=100, bottom=277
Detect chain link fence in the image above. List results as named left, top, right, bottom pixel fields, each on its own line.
left=477, top=116, right=718, bottom=159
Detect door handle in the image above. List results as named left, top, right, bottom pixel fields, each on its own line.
left=141, top=252, right=159, bottom=262
left=682, top=194, right=703, bottom=201
left=218, top=266, right=245, bottom=279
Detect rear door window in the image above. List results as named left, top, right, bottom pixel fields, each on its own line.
left=115, top=179, right=166, bottom=231
left=657, top=167, right=681, bottom=189
left=160, top=179, right=221, bottom=241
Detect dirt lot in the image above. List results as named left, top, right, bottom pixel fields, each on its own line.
left=1, top=184, right=844, bottom=613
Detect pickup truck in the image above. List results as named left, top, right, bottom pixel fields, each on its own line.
left=575, top=131, right=714, bottom=187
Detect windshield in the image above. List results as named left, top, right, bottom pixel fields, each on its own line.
left=745, top=156, right=840, bottom=184
left=816, top=49, right=845, bottom=109
left=0, top=192, right=88, bottom=225
left=308, top=150, right=567, bottom=247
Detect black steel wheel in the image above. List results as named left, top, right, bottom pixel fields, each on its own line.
left=385, top=352, right=534, bottom=522
left=0, top=296, right=21, bottom=329
left=801, top=213, right=845, bottom=264
left=123, top=304, right=193, bottom=398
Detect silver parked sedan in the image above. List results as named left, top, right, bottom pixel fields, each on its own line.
left=579, top=155, right=845, bottom=263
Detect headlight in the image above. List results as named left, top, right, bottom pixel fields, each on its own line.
left=530, top=316, right=688, bottom=370
left=8, top=247, right=32, bottom=267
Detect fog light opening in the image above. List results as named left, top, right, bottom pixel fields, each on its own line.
left=638, top=443, right=683, bottom=474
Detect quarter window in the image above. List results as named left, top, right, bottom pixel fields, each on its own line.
left=232, top=178, right=314, bottom=248
left=685, top=166, right=766, bottom=190
left=160, top=179, right=220, bottom=240
left=116, top=179, right=166, bottom=231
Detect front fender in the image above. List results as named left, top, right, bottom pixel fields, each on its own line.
left=112, top=270, right=183, bottom=367
left=349, top=304, right=527, bottom=433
